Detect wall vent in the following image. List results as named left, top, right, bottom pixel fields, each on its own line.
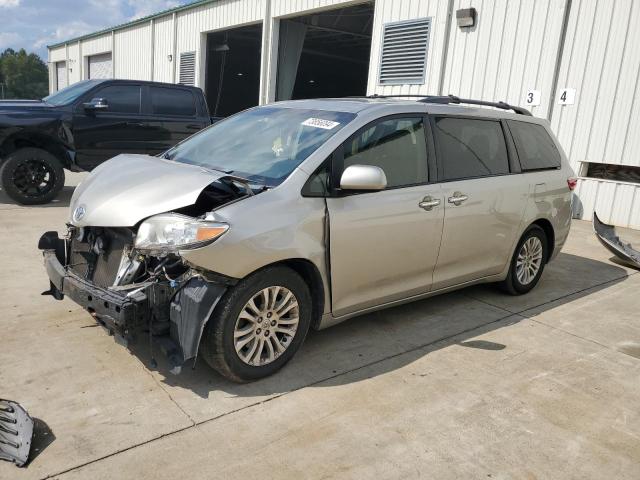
left=178, top=51, right=196, bottom=86
left=378, top=18, right=431, bottom=85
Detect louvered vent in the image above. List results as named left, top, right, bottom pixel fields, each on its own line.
left=379, top=18, right=431, bottom=85
left=179, top=51, right=196, bottom=86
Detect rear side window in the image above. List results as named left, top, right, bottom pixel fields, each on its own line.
left=94, top=85, right=141, bottom=114
left=150, top=87, right=196, bottom=116
left=344, top=117, right=428, bottom=188
left=509, top=121, right=561, bottom=171
left=433, top=117, right=509, bottom=181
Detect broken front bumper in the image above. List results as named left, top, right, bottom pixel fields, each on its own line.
left=39, top=232, right=227, bottom=371
left=44, top=249, right=149, bottom=337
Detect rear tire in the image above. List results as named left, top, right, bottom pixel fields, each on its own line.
left=0, top=148, right=65, bottom=205
left=201, top=266, right=312, bottom=382
left=500, top=225, right=548, bottom=295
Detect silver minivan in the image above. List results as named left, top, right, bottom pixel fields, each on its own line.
left=40, top=96, right=574, bottom=382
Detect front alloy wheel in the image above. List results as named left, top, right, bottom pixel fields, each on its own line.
left=234, top=286, right=300, bottom=366
left=201, top=266, right=312, bottom=382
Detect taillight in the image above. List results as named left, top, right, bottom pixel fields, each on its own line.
left=567, top=177, right=578, bottom=191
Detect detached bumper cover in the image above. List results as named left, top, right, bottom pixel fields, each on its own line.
left=0, top=400, right=33, bottom=468
left=593, top=212, right=640, bottom=269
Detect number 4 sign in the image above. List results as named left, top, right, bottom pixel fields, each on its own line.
left=558, top=88, right=576, bottom=105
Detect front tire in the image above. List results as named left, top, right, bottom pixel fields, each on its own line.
left=500, top=225, right=548, bottom=295
left=201, top=266, right=312, bottom=382
left=0, top=148, right=65, bottom=205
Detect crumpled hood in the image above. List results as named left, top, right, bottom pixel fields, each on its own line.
left=70, top=154, right=223, bottom=227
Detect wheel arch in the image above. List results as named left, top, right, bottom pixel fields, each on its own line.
left=243, top=258, right=326, bottom=330
left=0, top=131, right=72, bottom=169
left=530, top=218, right=555, bottom=263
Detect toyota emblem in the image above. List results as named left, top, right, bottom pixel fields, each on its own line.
left=73, top=205, right=86, bottom=222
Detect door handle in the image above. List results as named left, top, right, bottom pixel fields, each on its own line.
left=448, top=192, right=468, bottom=206
left=186, top=124, right=202, bottom=130
left=126, top=121, right=146, bottom=127
left=419, top=196, right=441, bottom=211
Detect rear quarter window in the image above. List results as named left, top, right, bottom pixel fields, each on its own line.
left=509, top=121, right=561, bottom=171
left=150, top=87, right=196, bottom=116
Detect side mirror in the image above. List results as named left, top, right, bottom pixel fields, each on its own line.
left=340, top=164, right=387, bottom=191
left=83, top=98, right=108, bottom=111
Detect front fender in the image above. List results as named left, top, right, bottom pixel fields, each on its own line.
left=0, top=113, right=76, bottom=168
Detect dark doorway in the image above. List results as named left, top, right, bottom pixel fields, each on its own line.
left=276, top=2, right=374, bottom=101
left=205, top=24, right=262, bottom=118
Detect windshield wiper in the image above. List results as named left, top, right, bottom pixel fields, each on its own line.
left=206, top=166, right=235, bottom=174
left=219, top=175, right=256, bottom=196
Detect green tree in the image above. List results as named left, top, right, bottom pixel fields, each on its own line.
left=0, top=48, right=49, bottom=100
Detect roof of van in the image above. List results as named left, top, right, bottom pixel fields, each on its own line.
left=273, top=97, right=543, bottom=123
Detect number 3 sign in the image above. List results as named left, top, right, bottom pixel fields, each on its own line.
left=525, top=90, right=541, bottom=106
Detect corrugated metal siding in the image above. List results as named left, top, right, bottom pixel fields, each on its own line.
left=114, top=23, right=152, bottom=80
left=552, top=0, right=640, bottom=170
left=271, top=0, right=363, bottom=17
left=49, top=47, right=66, bottom=62
left=368, top=0, right=449, bottom=96
left=551, top=0, right=640, bottom=227
left=153, top=15, right=174, bottom=82
left=441, top=0, right=567, bottom=118
left=81, top=34, right=112, bottom=57
left=67, top=43, right=81, bottom=84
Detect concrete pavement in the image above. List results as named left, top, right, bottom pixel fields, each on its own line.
left=1, top=174, right=639, bottom=479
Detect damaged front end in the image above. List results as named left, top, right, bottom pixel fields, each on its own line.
left=593, top=212, right=640, bottom=269
left=38, top=224, right=230, bottom=373
left=36, top=154, right=272, bottom=372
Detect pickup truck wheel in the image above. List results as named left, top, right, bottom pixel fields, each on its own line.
left=0, top=148, right=65, bottom=205
left=201, top=266, right=312, bottom=382
left=500, top=225, right=548, bottom=295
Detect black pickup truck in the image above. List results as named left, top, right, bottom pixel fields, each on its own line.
left=0, top=79, right=212, bottom=204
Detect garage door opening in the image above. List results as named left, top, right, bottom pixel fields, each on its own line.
left=276, top=2, right=373, bottom=101
left=205, top=24, right=262, bottom=118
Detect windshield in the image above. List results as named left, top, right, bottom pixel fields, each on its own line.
left=165, top=106, right=356, bottom=186
left=43, top=80, right=104, bottom=106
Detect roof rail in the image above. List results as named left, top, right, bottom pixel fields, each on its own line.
left=363, top=94, right=532, bottom=116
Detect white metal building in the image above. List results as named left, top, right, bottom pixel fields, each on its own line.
left=48, top=0, right=640, bottom=229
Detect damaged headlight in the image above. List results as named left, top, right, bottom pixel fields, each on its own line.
left=135, top=213, right=228, bottom=252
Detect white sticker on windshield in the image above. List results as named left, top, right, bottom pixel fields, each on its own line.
left=301, top=118, right=340, bottom=130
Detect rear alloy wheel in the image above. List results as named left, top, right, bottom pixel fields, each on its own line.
left=0, top=148, right=65, bottom=205
left=500, top=225, right=548, bottom=295
left=516, top=236, right=544, bottom=285
left=201, top=266, right=312, bottom=382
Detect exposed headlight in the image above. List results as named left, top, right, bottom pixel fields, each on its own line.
left=135, top=213, right=228, bottom=252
